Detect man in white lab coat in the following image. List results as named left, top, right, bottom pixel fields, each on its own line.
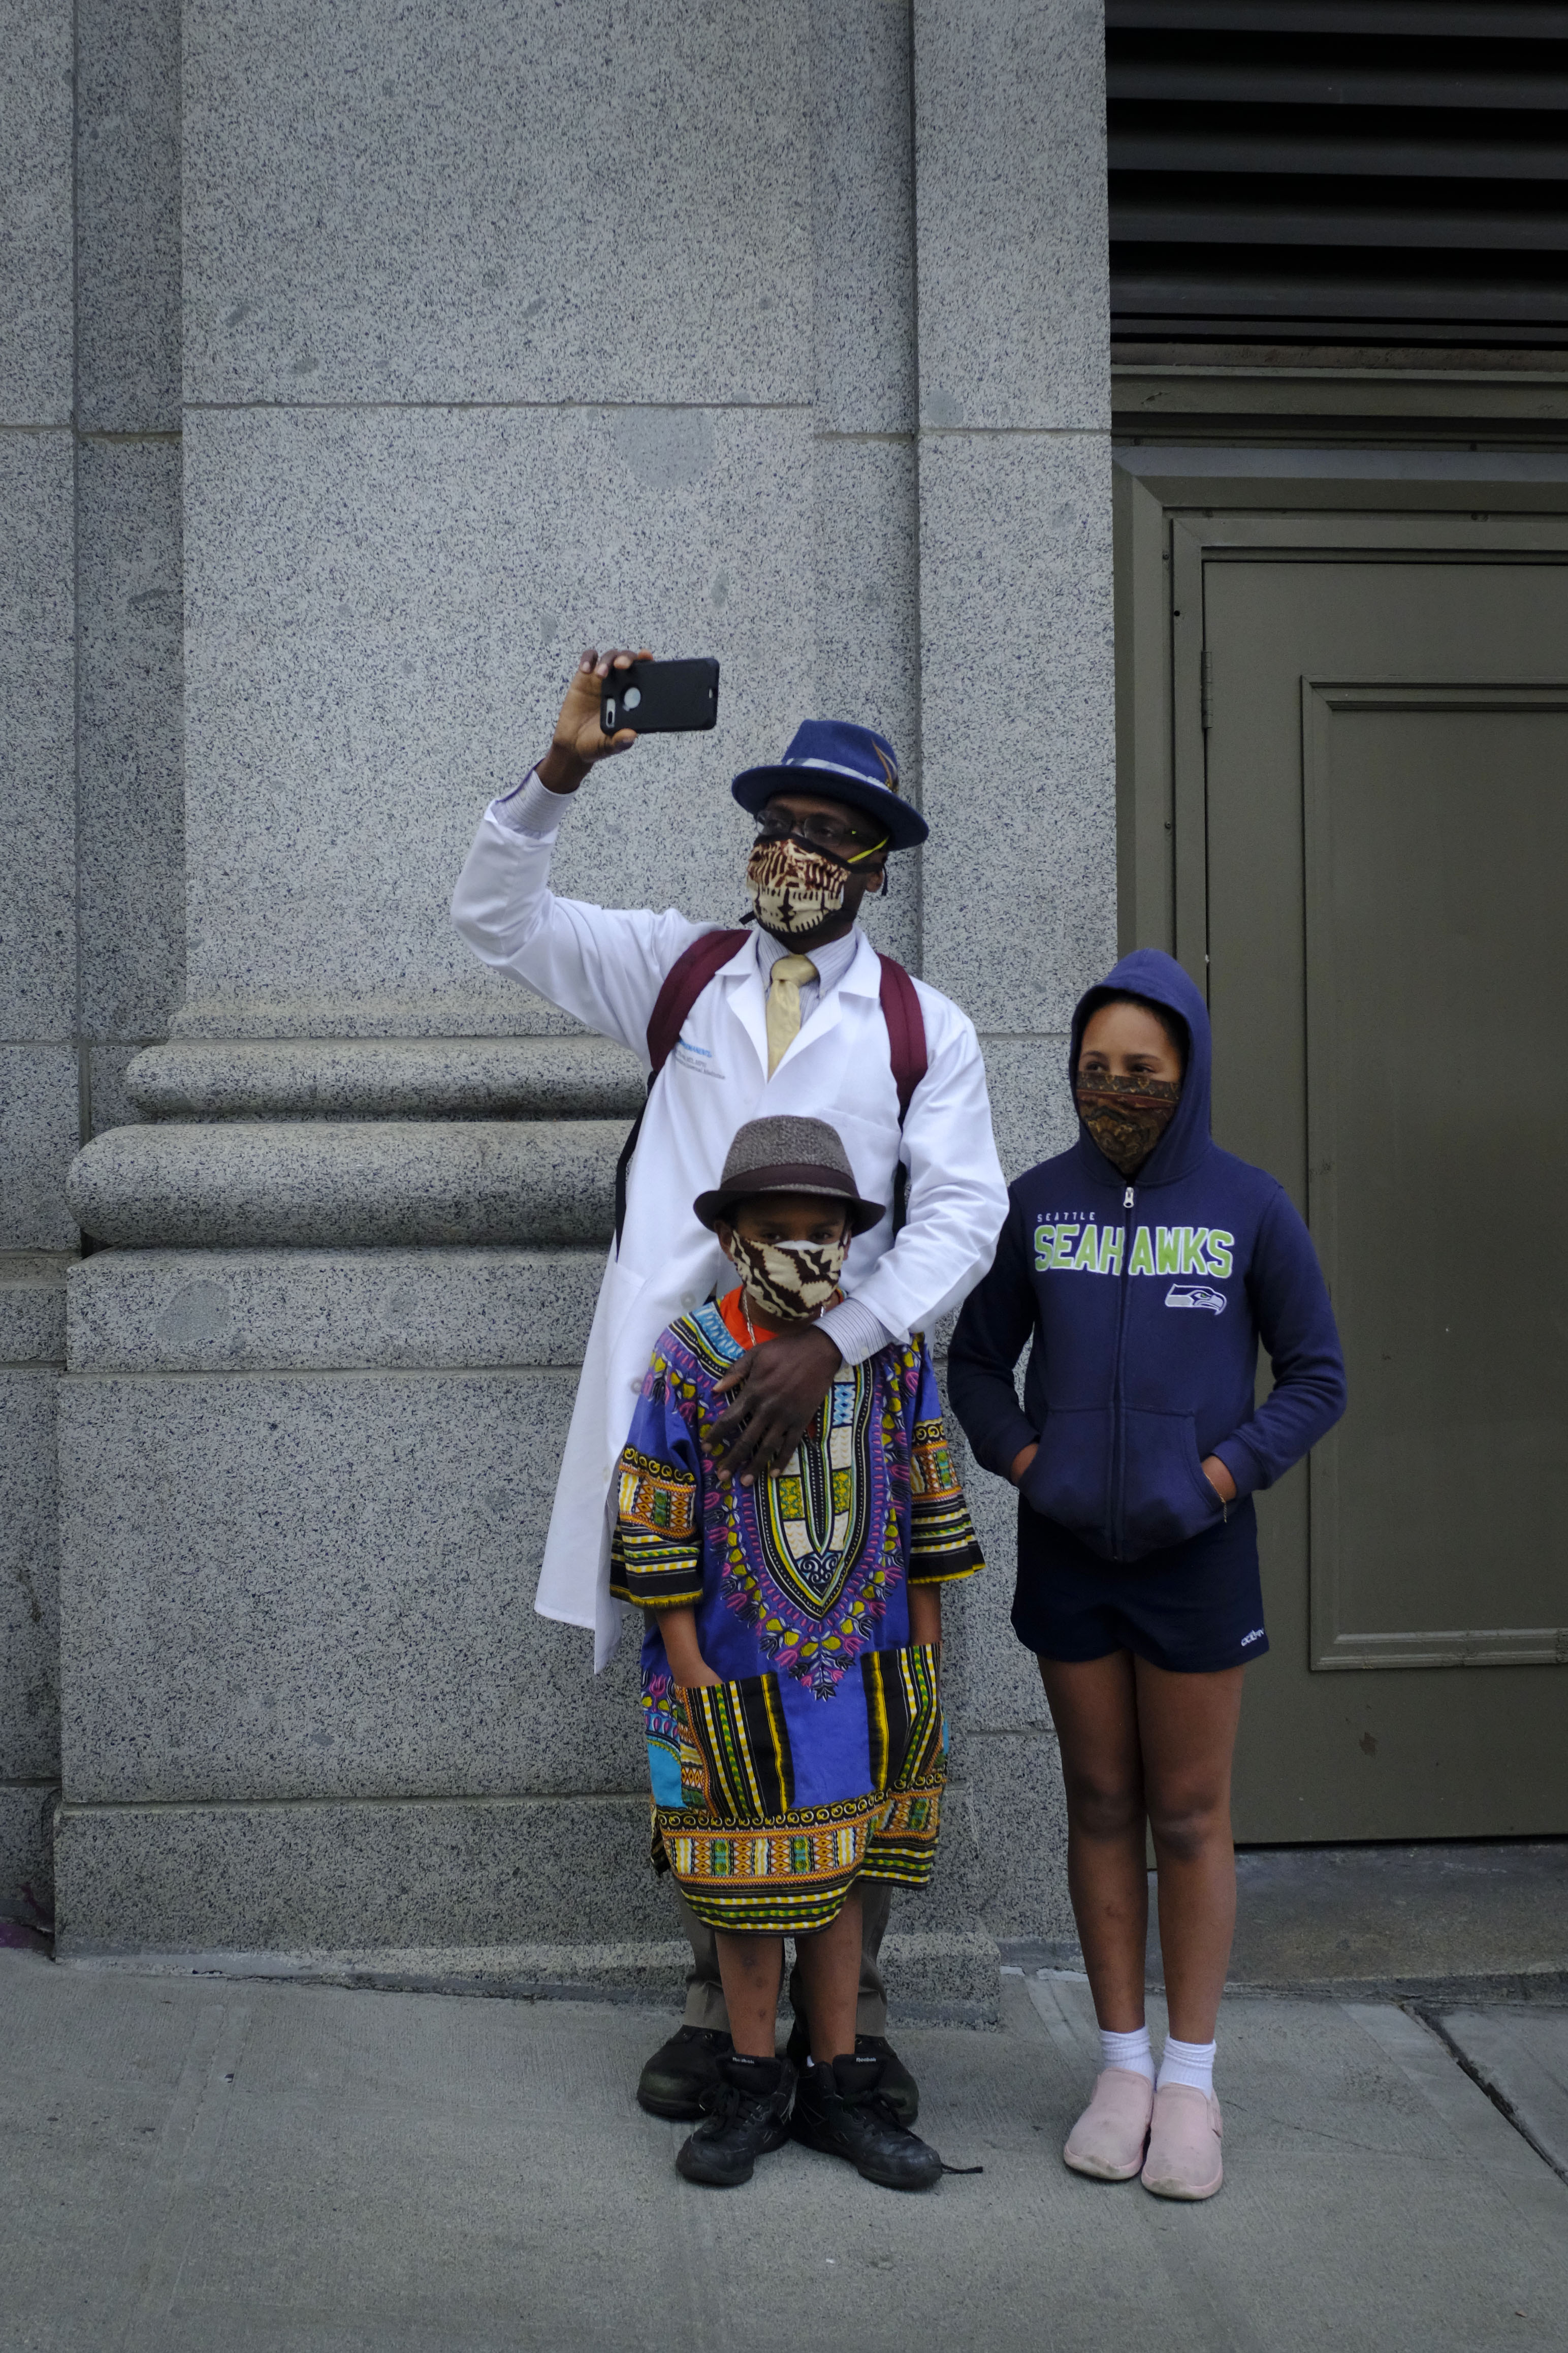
left=452, top=648, right=1007, bottom=2121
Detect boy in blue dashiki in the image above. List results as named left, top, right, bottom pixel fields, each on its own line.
left=610, top=1114, right=984, bottom=2192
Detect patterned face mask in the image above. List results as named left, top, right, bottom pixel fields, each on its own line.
left=1074, top=1071, right=1182, bottom=1176
left=746, top=835, right=848, bottom=938
left=727, top=1229, right=850, bottom=1325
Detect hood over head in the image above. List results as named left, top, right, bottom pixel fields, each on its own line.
left=1068, top=948, right=1213, bottom=1186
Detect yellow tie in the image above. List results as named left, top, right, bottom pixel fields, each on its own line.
left=765, top=954, right=818, bottom=1077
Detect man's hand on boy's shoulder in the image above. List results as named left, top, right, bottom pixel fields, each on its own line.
left=709, top=1327, right=843, bottom=1487
left=536, top=646, right=652, bottom=797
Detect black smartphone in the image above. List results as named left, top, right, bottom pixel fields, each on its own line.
left=601, top=657, right=719, bottom=736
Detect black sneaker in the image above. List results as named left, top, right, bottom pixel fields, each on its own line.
left=783, top=2022, right=920, bottom=2126
left=637, top=2025, right=733, bottom=2121
left=676, top=2055, right=796, bottom=2188
left=792, top=2053, right=943, bottom=2191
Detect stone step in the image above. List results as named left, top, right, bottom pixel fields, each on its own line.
left=67, top=1246, right=603, bottom=1372
left=66, top=1120, right=626, bottom=1248
left=125, top=1036, right=646, bottom=1120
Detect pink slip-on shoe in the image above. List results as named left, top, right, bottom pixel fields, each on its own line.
left=1063, top=2067, right=1156, bottom=2181
left=1140, top=2083, right=1224, bottom=2200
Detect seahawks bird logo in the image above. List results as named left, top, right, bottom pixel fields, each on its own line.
left=1165, top=1284, right=1226, bottom=1314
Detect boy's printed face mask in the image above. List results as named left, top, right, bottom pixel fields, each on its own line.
left=727, top=1229, right=850, bottom=1325
left=1074, top=1072, right=1182, bottom=1176
left=745, top=835, right=849, bottom=938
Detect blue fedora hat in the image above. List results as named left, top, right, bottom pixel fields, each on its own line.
left=731, top=719, right=928, bottom=851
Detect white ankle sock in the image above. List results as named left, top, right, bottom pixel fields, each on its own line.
left=1099, top=2024, right=1155, bottom=2084
left=1157, top=2034, right=1217, bottom=2096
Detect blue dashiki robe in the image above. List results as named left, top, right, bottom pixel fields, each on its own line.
left=609, top=1294, right=984, bottom=1934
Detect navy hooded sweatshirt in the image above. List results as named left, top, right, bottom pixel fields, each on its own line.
left=948, top=950, right=1346, bottom=1566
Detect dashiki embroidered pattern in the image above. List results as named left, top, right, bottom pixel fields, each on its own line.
left=611, top=1299, right=984, bottom=1934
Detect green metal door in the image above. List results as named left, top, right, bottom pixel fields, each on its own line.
left=1197, top=555, right=1568, bottom=1841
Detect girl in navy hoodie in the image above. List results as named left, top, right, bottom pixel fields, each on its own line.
left=949, top=950, right=1344, bottom=2202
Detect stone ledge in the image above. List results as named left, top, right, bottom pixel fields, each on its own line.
left=56, top=1939, right=694, bottom=2005
left=54, top=1801, right=1002, bottom=2021
left=67, top=1245, right=604, bottom=1371
left=66, top=1120, right=624, bottom=1247
left=52, top=1931, right=998, bottom=2024
left=55, top=1794, right=674, bottom=1950
left=168, top=989, right=589, bottom=1041
left=126, top=1036, right=645, bottom=1120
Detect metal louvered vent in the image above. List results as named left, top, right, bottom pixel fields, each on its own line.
left=1108, top=2, right=1568, bottom=347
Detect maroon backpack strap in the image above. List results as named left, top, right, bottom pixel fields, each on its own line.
left=646, top=928, right=751, bottom=1079
left=877, top=954, right=927, bottom=1235
left=877, top=953, right=928, bottom=1125
left=615, top=928, right=749, bottom=1251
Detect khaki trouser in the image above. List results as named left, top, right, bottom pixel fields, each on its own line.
left=674, top=1880, right=893, bottom=2035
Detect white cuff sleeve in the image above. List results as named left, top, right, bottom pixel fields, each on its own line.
left=491, top=769, right=576, bottom=838
left=818, top=1295, right=896, bottom=1368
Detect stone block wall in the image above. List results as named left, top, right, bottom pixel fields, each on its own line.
left=2, top=0, right=1113, bottom=2000
left=0, top=0, right=184, bottom=1924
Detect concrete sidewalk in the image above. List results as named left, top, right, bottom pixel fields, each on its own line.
left=3, top=1944, right=1566, bottom=2353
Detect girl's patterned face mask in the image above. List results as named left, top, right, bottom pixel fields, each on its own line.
left=745, top=835, right=848, bottom=937
left=1074, top=1071, right=1182, bottom=1176
left=727, top=1230, right=849, bottom=1325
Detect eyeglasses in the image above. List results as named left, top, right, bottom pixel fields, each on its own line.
left=754, top=812, right=884, bottom=857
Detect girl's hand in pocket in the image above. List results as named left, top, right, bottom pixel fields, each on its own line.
left=1200, top=1455, right=1237, bottom=1504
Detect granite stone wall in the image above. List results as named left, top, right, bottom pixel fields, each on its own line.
left=0, top=0, right=184, bottom=1925
left=5, top=0, right=1113, bottom=2002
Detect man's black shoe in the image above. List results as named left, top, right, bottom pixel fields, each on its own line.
left=676, top=2054, right=796, bottom=2188
left=783, top=2022, right=919, bottom=2126
left=792, top=2052, right=943, bottom=2190
left=637, top=2025, right=733, bottom=2121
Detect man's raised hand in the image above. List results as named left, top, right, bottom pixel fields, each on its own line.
left=537, top=647, right=653, bottom=795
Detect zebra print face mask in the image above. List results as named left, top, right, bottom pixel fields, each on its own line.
left=726, top=1230, right=849, bottom=1326
left=745, top=835, right=848, bottom=939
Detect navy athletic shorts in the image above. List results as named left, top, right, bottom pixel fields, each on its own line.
left=1012, top=1494, right=1268, bottom=1675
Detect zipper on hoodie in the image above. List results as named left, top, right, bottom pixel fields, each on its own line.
left=1109, top=1184, right=1136, bottom=1561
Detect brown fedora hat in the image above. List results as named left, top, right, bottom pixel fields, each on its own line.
left=693, top=1114, right=885, bottom=1236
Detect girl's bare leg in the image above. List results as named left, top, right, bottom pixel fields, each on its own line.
left=1133, top=1657, right=1245, bottom=2046
left=714, top=1931, right=784, bottom=2058
left=1038, top=1652, right=1148, bottom=2033
left=792, top=1886, right=864, bottom=2063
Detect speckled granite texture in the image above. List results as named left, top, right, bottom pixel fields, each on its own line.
left=919, top=433, right=1116, bottom=1033
left=0, top=432, right=75, bottom=1042
left=76, top=0, right=182, bottom=433
left=68, top=1248, right=604, bottom=1373
left=77, top=437, right=184, bottom=1043
left=0, top=1780, right=55, bottom=1923
left=0, top=1261, right=65, bottom=1923
left=0, top=1253, right=70, bottom=1365
left=180, top=403, right=812, bottom=1034
left=55, top=1794, right=675, bottom=1952
left=912, top=0, right=1109, bottom=434
left=0, top=0, right=73, bottom=423
left=182, top=0, right=811, bottom=410
left=66, top=1119, right=624, bottom=1247
left=56, top=1367, right=643, bottom=1804
left=0, top=1047, right=82, bottom=1252
left=126, top=1037, right=645, bottom=1120
left=0, top=1369, right=61, bottom=1785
